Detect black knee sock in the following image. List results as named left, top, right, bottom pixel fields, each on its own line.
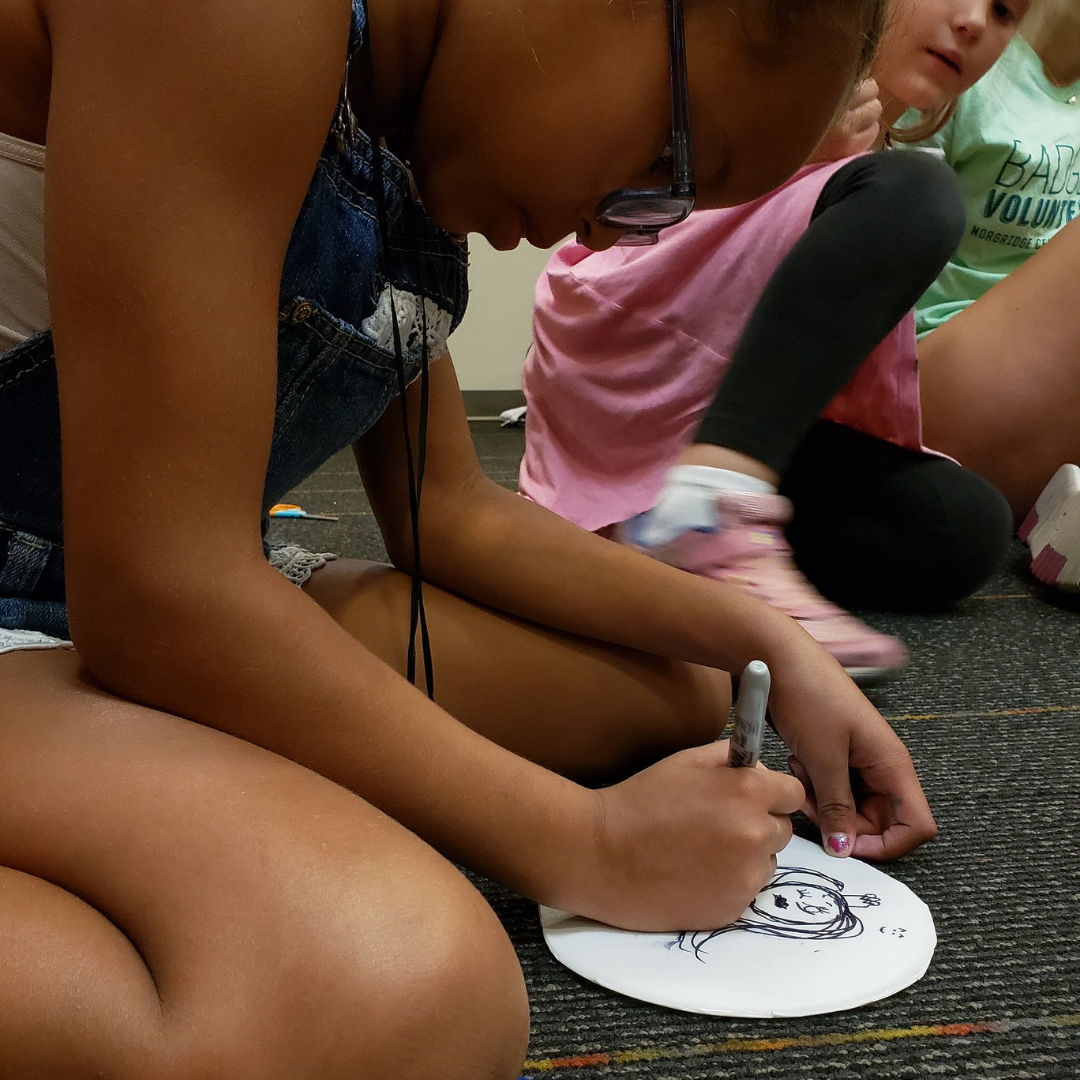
left=695, top=151, right=965, bottom=476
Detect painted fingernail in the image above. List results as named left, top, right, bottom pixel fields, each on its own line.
left=825, top=834, right=852, bottom=857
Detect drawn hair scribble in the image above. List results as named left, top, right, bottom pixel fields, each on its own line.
left=672, top=866, right=881, bottom=961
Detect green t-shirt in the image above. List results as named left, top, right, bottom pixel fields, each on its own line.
left=902, top=36, right=1080, bottom=337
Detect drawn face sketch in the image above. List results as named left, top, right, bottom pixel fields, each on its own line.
left=673, top=866, right=882, bottom=961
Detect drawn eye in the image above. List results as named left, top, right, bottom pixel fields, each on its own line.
left=772, top=895, right=790, bottom=909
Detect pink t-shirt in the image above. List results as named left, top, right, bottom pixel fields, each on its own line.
left=520, top=160, right=926, bottom=532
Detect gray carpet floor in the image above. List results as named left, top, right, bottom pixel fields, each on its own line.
left=269, top=424, right=1079, bottom=1079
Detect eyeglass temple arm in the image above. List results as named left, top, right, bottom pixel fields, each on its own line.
left=668, top=0, right=695, bottom=198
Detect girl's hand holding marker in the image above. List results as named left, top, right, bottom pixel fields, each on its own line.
left=576, top=624, right=936, bottom=933
left=583, top=723, right=803, bottom=933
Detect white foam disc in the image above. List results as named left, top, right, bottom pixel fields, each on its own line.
left=540, top=836, right=936, bottom=1018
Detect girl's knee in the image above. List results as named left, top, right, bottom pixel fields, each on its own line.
left=925, top=467, right=1014, bottom=602
left=878, top=463, right=1013, bottom=609
left=408, top=887, right=531, bottom=1080
left=328, top=891, right=528, bottom=1080
left=168, top=869, right=527, bottom=1080
left=883, top=152, right=966, bottom=268
left=830, top=150, right=966, bottom=269
left=274, top=849, right=528, bottom=1080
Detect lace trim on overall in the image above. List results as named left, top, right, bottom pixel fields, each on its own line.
left=265, top=539, right=339, bottom=587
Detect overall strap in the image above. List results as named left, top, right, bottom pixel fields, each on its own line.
left=332, top=0, right=366, bottom=152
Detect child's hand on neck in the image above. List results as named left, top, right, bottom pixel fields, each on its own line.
left=808, top=78, right=885, bottom=162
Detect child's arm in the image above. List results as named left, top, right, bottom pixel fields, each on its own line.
left=355, top=357, right=937, bottom=862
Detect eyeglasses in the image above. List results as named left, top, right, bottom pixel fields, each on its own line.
left=594, top=0, right=696, bottom=246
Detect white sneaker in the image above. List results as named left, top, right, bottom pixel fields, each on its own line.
left=1020, top=463, right=1080, bottom=591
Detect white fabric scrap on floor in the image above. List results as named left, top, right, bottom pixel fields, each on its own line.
left=500, top=405, right=527, bottom=427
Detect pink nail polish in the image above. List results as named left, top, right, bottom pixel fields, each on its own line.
left=826, top=834, right=851, bottom=856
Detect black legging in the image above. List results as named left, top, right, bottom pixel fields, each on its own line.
left=782, top=422, right=1012, bottom=612
left=695, top=151, right=1012, bottom=611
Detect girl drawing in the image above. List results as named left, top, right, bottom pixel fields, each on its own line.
left=674, top=866, right=881, bottom=960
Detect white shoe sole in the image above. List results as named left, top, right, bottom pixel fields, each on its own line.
left=1022, top=464, right=1080, bottom=591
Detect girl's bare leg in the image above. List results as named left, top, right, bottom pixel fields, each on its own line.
left=303, top=559, right=731, bottom=782
left=919, top=216, right=1080, bottom=520
left=0, top=649, right=528, bottom=1080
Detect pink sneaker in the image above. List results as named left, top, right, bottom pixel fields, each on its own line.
left=621, top=491, right=908, bottom=682
left=1021, top=464, right=1080, bottom=592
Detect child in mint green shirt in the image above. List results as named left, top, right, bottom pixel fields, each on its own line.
left=913, top=5, right=1080, bottom=592
left=912, top=33, right=1080, bottom=336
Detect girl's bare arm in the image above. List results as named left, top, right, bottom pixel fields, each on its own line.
left=356, top=357, right=938, bottom=861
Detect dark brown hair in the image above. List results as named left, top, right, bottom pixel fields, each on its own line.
left=755, top=0, right=890, bottom=78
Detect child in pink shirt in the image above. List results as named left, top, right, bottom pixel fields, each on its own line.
left=521, top=0, right=1028, bottom=679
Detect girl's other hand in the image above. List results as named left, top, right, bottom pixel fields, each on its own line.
left=575, top=742, right=804, bottom=932
left=809, top=78, right=883, bottom=162
left=765, top=637, right=937, bottom=862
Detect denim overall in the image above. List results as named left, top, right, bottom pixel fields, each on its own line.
left=0, top=0, right=469, bottom=642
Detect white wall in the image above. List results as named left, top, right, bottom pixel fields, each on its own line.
left=449, top=236, right=561, bottom=391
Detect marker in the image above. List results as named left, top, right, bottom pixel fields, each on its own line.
left=729, top=660, right=770, bottom=768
